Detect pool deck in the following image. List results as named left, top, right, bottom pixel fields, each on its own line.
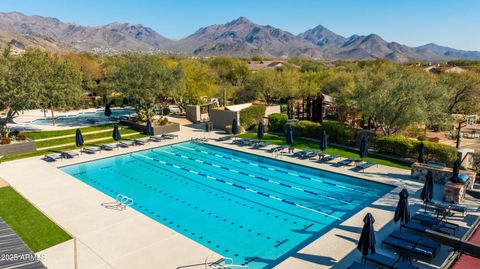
left=0, top=124, right=479, bottom=269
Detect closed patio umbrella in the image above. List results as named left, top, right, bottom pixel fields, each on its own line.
left=359, top=136, right=368, bottom=160
left=450, top=159, right=461, bottom=183
left=105, top=104, right=112, bottom=117
left=420, top=171, right=434, bottom=212
left=257, top=121, right=264, bottom=140
left=418, top=142, right=425, bottom=163
left=286, top=125, right=294, bottom=146
left=394, top=188, right=410, bottom=225
left=232, top=118, right=239, bottom=135
left=75, top=129, right=84, bottom=147
left=145, top=119, right=153, bottom=136
left=112, top=123, right=121, bottom=141
left=102, top=95, right=108, bottom=106
left=319, top=130, right=328, bottom=152
left=357, top=213, right=376, bottom=258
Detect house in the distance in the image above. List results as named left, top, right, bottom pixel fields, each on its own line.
left=424, top=65, right=467, bottom=74
left=247, top=60, right=286, bottom=71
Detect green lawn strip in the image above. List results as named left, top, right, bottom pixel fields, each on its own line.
left=26, top=124, right=115, bottom=140
left=35, top=127, right=139, bottom=148
left=0, top=134, right=148, bottom=162
left=237, top=133, right=410, bottom=170
left=0, top=187, right=71, bottom=252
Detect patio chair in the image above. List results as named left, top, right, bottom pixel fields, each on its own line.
left=319, top=154, right=339, bottom=162
left=364, top=253, right=418, bottom=269
left=61, top=151, right=80, bottom=159
left=389, top=230, right=440, bottom=253
left=428, top=201, right=468, bottom=217
left=357, top=161, right=377, bottom=172
left=293, top=149, right=313, bottom=157
left=347, top=261, right=375, bottom=269
left=401, top=221, right=452, bottom=236
left=269, top=145, right=288, bottom=153
left=83, top=146, right=102, bottom=154
left=119, top=140, right=135, bottom=147
left=134, top=138, right=150, bottom=145
left=382, top=235, right=436, bottom=263
left=44, top=153, right=62, bottom=161
left=217, top=135, right=235, bottom=142
left=233, top=138, right=250, bottom=145
left=162, top=133, right=178, bottom=139
left=412, top=213, right=459, bottom=231
left=150, top=135, right=166, bottom=142
left=299, top=151, right=321, bottom=160
left=335, top=158, right=357, bottom=167
left=102, top=143, right=118, bottom=150
left=252, top=141, right=271, bottom=149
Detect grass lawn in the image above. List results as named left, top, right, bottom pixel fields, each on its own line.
left=26, top=124, right=115, bottom=140
left=0, top=187, right=71, bottom=252
left=34, top=127, right=139, bottom=148
left=238, top=133, right=411, bottom=170
left=0, top=133, right=148, bottom=162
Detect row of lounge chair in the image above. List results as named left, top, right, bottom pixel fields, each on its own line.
left=43, top=133, right=178, bottom=162
left=349, top=205, right=476, bottom=269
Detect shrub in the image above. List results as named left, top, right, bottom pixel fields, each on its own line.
left=375, top=135, right=457, bottom=165
left=240, top=105, right=266, bottom=130
left=288, top=120, right=320, bottom=137
left=16, top=133, right=27, bottom=141
left=268, top=113, right=288, bottom=132
left=225, top=124, right=245, bottom=134
left=319, top=121, right=356, bottom=145
left=1, top=137, right=11, bottom=145
left=157, top=117, right=169, bottom=126
left=162, top=107, right=171, bottom=116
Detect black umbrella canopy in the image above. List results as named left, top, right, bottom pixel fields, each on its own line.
left=286, top=125, right=294, bottom=146
left=420, top=171, right=434, bottom=211
left=359, top=136, right=369, bottom=160
left=232, top=118, right=239, bottom=135
left=105, top=104, right=112, bottom=117
left=394, top=188, right=410, bottom=224
left=75, top=129, right=84, bottom=147
left=319, top=130, right=328, bottom=152
left=112, top=124, right=121, bottom=141
left=145, top=119, right=153, bottom=136
left=418, top=142, right=425, bottom=163
left=357, top=213, right=376, bottom=257
left=450, top=159, right=461, bottom=183
left=257, top=121, right=264, bottom=140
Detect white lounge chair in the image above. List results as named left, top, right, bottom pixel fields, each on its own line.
left=102, top=143, right=118, bottom=150
left=83, top=146, right=102, bottom=154
left=119, top=140, right=135, bottom=147
left=44, top=153, right=62, bottom=161
left=134, top=138, right=150, bottom=145
left=163, top=133, right=178, bottom=139
left=61, top=151, right=80, bottom=158
left=150, top=135, right=166, bottom=142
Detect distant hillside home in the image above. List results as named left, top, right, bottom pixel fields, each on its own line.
left=247, top=61, right=287, bottom=71
left=424, top=65, right=467, bottom=74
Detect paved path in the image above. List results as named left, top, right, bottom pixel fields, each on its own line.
left=0, top=218, right=45, bottom=269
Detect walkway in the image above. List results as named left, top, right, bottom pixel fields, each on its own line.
left=0, top=218, right=45, bottom=269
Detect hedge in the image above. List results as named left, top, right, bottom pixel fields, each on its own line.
left=240, top=105, right=266, bottom=130
left=375, top=135, right=457, bottom=165
left=285, top=120, right=356, bottom=145
left=268, top=113, right=288, bottom=132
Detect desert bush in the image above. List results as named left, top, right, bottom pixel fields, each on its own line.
left=319, top=121, right=356, bottom=145
left=240, top=105, right=266, bottom=130
left=1, top=137, right=11, bottom=145
left=16, top=133, right=27, bottom=140
left=268, top=113, right=288, bottom=132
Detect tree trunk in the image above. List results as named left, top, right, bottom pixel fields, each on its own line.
left=51, top=107, right=56, bottom=126
left=43, top=109, right=47, bottom=120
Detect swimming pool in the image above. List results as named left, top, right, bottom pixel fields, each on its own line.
left=61, top=141, right=393, bottom=268
left=29, top=108, right=135, bottom=126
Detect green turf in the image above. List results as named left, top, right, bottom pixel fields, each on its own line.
left=26, top=124, right=115, bottom=140
left=238, top=133, right=411, bottom=170
left=0, top=187, right=71, bottom=252
left=0, top=134, right=148, bottom=162
left=34, top=127, right=139, bottom=148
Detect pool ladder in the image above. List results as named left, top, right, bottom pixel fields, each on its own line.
left=206, top=255, right=248, bottom=269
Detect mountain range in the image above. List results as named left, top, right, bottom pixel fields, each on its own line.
left=1, top=12, right=479, bottom=62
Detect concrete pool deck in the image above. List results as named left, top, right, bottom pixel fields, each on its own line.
left=0, top=125, right=479, bottom=269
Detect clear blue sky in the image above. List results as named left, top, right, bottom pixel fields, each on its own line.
left=1, top=0, right=478, bottom=50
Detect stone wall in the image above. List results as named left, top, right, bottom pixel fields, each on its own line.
left=208, top=109, right=239, bottom=130
left=411, top=162, right=476, bottom=190
left=120, top=120, right=180, bottom=136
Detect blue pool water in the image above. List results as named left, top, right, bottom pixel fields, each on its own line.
left=61, top=141, right=393, bottom=268
left=30, top=108, right=135, bottom=126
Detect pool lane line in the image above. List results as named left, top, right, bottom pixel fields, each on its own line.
left=131, top=153, right=344, bottom=221
left=176, top=144, right=372, bottom=195
left=152, top=148, right=352, bottom=205
left=172, top=145, right=377, bottom=198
